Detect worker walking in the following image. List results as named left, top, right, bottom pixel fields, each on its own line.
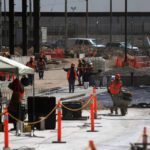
left=77, top=59, right=84, bottom=86
left=37, top=57, right=46, bottom=79
left=26, top=56, right=36, bottom=85
left=67, top=63, right=77, bottom=93
left=108, top=73, right=122, bottom=115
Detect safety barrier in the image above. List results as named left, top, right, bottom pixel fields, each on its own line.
left=132, top=56, right=150, bottom=69
left=115, top=57, right=124, bottom=67
left=0, top=88, right=12, bottom=101
left=40, top=48, right=64, bottom=59
left=0, top=72, right=15, bottom=82
left=0, top=88, right=99, bottom=148
left=8, top=105, right=57, bottom=126
left=0, top=94, right=93, bottom=128
left=115, top=56, right=150, bottom=69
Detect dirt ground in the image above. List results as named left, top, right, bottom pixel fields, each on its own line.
left=33, top=58, right=78, bottom=91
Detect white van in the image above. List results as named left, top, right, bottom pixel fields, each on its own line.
left=67, top=38, right=105, bottom=49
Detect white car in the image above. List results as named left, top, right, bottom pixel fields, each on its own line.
left=119, top=42, right=139, bottom=51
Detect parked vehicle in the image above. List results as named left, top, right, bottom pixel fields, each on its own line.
left=120, top=42, right=139, bottom=51
left=67, top=38, right=105, bottom=49
left=106, top=42, right=139, bottom=51
left=40, top=42, right=57, bottom=49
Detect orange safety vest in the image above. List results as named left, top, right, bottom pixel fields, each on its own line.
left=26, top=61, right=36, bottom=70
left=67, top=69, right=77, bottom=80
left=108, top=80, right=122, bottom=95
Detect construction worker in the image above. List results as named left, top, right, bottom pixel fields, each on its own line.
left=77, top=59, right=84, bottom=86
left=67, top=63, right=77, bottom=93
left=8, top=78, right=24, bottom=131
left=26, top=56, right=36, bottom=85
left=108, top=73, right=122, bottom=115
left=37, top=57, right=46, bottom=79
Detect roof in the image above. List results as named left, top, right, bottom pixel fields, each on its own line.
left=0, top=56, right=34, bottom=75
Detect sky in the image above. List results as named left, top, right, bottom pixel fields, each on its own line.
left=2, top=0, right=150, bottom=12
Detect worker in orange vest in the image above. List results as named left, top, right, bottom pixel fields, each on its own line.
left=108, top=73, right=122, bottom=115
left=26, top=56, right=36, bottom=85
left=67, top=63, right=77, bottom=93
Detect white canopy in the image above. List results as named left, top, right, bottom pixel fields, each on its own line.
left=0, top=56, right=34, bottom=75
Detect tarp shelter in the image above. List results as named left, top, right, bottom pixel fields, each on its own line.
left=0, top=55, right=35, bottom=104
left=0, top=56, right=34, bottom=75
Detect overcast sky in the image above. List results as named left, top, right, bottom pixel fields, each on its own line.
left=2, top=0, right=150, bottom=12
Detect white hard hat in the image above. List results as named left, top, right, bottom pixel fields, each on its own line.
left=111, top=75, right=115, bottom=81
left=88, top=60, right=92, bottom=65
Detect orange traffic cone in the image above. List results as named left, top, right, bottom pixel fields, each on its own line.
left=89, top=140, right=96, bottom=150
left=143, top=127, right=148, bottom=150
left=143, top=127, right=148, bottom=144
left=115, top=57, right=123, bottom=67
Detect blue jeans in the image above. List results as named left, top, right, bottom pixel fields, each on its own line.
left=68, top=80, right=75, bottom=93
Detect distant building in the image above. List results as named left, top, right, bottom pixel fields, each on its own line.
left=1, top=0, right=150, bottom=48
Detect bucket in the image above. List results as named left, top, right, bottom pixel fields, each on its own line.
left=84, top=82, right=89, bottom=89
left=79, top=53, right=85, bottom=59
left=39, top=117, right=45, bottom=130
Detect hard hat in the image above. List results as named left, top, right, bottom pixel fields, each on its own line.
left=88, top=60, right=93, bottom=65
left=115, top=73, right=121, bottom=80
left=111, top=75, right=115, bottom=81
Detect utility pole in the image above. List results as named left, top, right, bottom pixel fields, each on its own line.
left=0, top=0, right=2, bottom=52
left=22, top=0, right=27, bottom=56
left=9, top=0, right=15, bottom=55
left=29, top=0, right=32, bottom=48
left=109, top=0, right=112, bottom=50
left=124, top=0, right=128, bottom=64
left=3, top=0, right=7, bottom=48
left=85, top=0, right=88, bottom=38
left=33, top=0, right=40, bottom=54
left=65, top=0, right=68, bottom=52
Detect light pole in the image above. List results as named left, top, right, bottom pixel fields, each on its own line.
left=85, top=0, right=88, bottom=38
left=3, top=0, right=7, bottom=48
left=96, top=18, right=99, bottom=45
left=64, top=0, right=68, bottom=52
left=110, top=0, right=112, bottom=50
left=29, top=0, right=32, bottom=48
left=124, top=0, right=128, bottom=64
left=130, top=20, right=133, bottom=48
left=0, top=0, right=2, bottom=51
left=33, top=0, right=40, bottom=54
left=9, top=0, right=15, bottom=55
left=70, top=6, right=76, bottom=36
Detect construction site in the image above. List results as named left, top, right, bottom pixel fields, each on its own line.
left=0, top=0, right=150, bottom=150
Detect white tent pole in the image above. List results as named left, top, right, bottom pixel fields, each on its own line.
left=31, top=74, right=36, bottom=136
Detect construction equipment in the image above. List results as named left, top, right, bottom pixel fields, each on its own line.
left=116, top=88, right=132, bottom=116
